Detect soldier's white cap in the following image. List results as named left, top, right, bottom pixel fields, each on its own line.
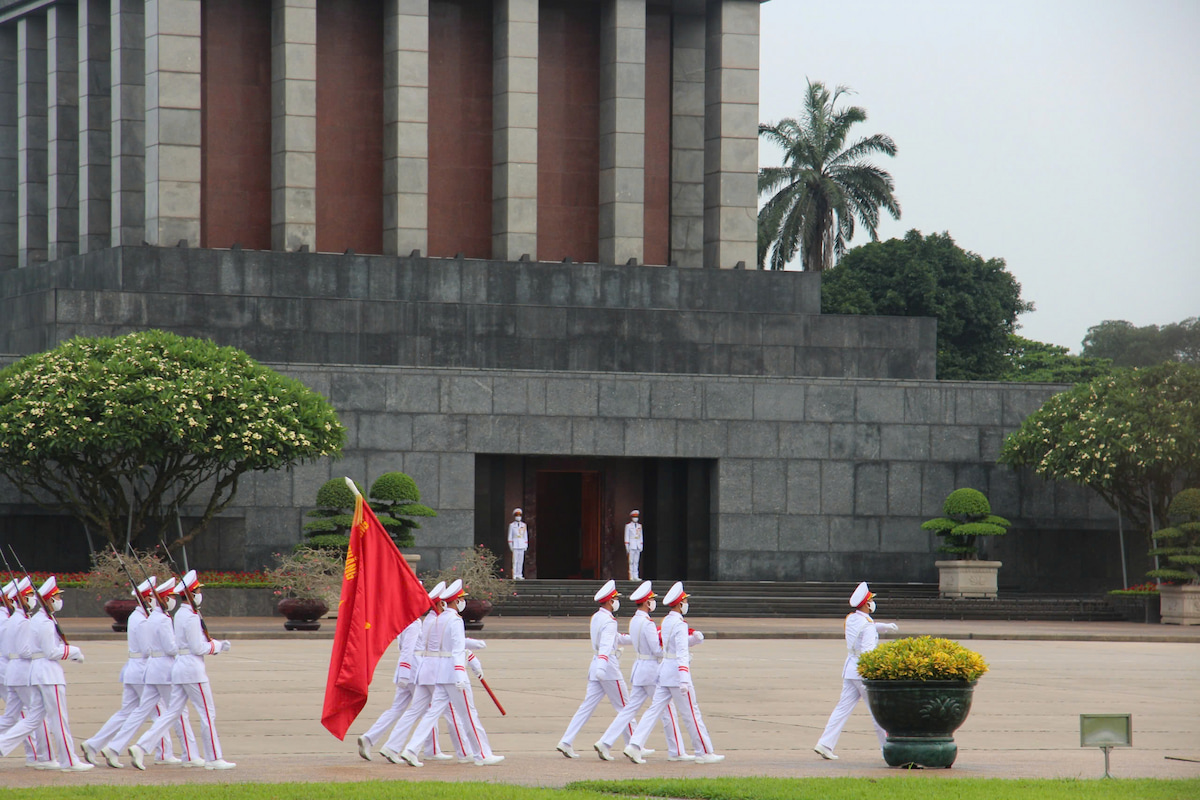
left=2, top=580, right=16, bottom=599
left=16, top=577, right=33, bottom=597
left=663, top=581, right=688, bottom=607
left=850, top=581, right=873, bottom=607
left=37, top=576, right=59, bottom=599
left=629, top=581, right=654, bottom=603
left=133, top=577, right=156, bottom=597
left=427, top=580, right=446, bottom=601
left=513, top=508, right=522, bottom=516
left=441, top=579, right=466, bottom=602
left=594, top=579, right=618, bottom=603
left=154, top=577, right=177, bottom=596
left=176, top=569, right=202, bottom=594
left=630, top=510, right=640, bottom=517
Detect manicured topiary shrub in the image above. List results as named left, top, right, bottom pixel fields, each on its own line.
left=1148, top=488, right=1200, bottom=585
left=921, top=488, right=1011, bottom=559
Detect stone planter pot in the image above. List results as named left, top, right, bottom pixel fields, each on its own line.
left=1106, top=593, right=1161, bottom=624
left=864, top=680, right=977, bottom=768
left=1158, top=584, right=1200, bottom=626
left=462, top=598, right=493, bottom=631
left=277, top=597, right=329, bottom=631
left=103, top=598, right=140, bottom=632
left=935, top=560, right=1001, bottom=599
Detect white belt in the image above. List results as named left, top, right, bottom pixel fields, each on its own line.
left=5, top=653, right=15, bottom=659
left=418, top=650, right=453, bottom=658
left=129, top=654, right=147, bottom=660
left=149, top=650, right=167, bottom=658
left=636, top=653, right=660, bottom=661
left=29, top=653, right=44, bottom=660
left=665, top=651, right=681, bottom=659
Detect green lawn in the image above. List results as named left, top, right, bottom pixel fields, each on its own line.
left=3, top=779, right=1198, bottom=800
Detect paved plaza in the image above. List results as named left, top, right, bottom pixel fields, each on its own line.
left=1, top=617, right=1197, bottom=787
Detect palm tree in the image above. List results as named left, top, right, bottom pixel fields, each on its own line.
left=758, top=80, right=901, bottom=271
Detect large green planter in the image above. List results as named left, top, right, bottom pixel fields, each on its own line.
left=863, top=680, right=977, bottom=768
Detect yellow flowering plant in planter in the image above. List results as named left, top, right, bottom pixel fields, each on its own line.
left=858, top=635, right=989, bottom=682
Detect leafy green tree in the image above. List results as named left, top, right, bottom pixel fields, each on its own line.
left=1148, top=488, right=1200, bottom=584
left=301, top=472, right=435, bottom=552
left=1081, top=317, right=1200, bottom=367
left=821, top=230, right=1033, bottom=380
left=998, top=363, right=1200, bottom=536
left=0, top=330, right=345, bottom=550
left=1002, top=335, right=1112, bottom=383
left=758, top=80, right=901, bottom=272
left=921, top=488, right=1011, bottom=559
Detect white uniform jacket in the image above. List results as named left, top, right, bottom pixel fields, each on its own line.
left=841, top=610, right=889, bottom=680
left=507, top=521, right=528, bottom=551
left=628, top=609, right=663, bottom=687
left=28, top=610, right=80, bottom=686
left=0, top=608, right=11, bottom=685
left=624, top=522, right=643, bottom=552
left=172, top=604, right=220, bottom=684
left=142, top=607, right=178, bottom=685
left=413, top=609, right=467, bottom=685
left=656, top=611, right=691, bottom=688
left=392, top=618, right=422, bottom=685
left=586, top=608, right=631, bottom=683
left=119, top=606, right=151, bottom=684
left=4, top=610, right=32, bottom=687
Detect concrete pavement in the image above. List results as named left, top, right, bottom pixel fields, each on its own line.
left=0, top=617, right=1196, bottom=787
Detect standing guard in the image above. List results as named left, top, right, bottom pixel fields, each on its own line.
left=556, top=580, right=634, bottom=759
left=623, top=582, right=723, bottom=764
left=814, top=581, right=897, bottom=760
left=507, top=509, right=528, bottom=580
left=624, top=512, right=643, bottom=580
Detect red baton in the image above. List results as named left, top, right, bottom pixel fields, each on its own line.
left=479, top=677, right=506, bottom=716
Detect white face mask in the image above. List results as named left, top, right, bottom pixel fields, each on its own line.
left=50, top=597, right=63, bottom=613
left=165, top=596, right=178, bottom=613
left=611, top=598, right=620, bottom=613
left=868, top=600, right=877, bottom=613
left=678, top=601, right=689, bottom=616
left=647, top=599, right=656, bottom=613
left=455, top=599, right=466, bottom=613
left=515, top=515, right=521, bottom=521
left=192, top=592, right=203, bottom=607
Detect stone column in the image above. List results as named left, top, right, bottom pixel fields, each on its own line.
left=383, top=0, right=428, bottom=257
left=111, top=0, right=145, bottom=247
left=271, top=0, right=317, bottom=252
left=0, top=26, right=18, bottom=269
left=48, top=3, right=79, bottom=260
left=144, top=0, right=201, bottom=246
left=670, top=7, right=704, bottom=268
left=492, top=0, right=537, bottom=261
left=78, top=0, right=111, bottom=253
left=18, top=14, right=48, bottom=267
left=703, top=0, right=758, bottom=269
left=598, top=0, right=644, bottom=266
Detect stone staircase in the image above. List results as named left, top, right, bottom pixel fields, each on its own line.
left=489, top=580, right=1125, bottom=622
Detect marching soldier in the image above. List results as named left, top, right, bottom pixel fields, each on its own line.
left=623, top=582, right=723, bottom=764
left=624, top=511, right=643, bottom=580
left=129, top=570, right=234, bottom=770
left=594, top=581, right=690, bottom=762
left=814, top=581, right=897, bottom=760
left=379, top=581, right=448, bottom=763
left=0, top=578, right=46, bottom=766
left=507, top=509, right=528, bottom=580
left=556, top=580, right=634, bottom=758
left=398, top=580, right=503, bottom=767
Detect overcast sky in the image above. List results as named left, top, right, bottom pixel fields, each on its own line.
left=758, top=0, right=1200, bottom=352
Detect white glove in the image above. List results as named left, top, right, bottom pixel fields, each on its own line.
left=455, top=680, right=469, bottom=691
left=398, top=678, right=410, bottom=688
left=220, top=640, right=232, bottom=652
left=469, top=661, right=484, bottom=680
left=68, top=647, right=85, bottom=663
left=693, top=630, right=705, bottom=642
left=884, top=623, right=899, bottom=633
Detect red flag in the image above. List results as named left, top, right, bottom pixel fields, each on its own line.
left=321, top=490, right=432, bottom=739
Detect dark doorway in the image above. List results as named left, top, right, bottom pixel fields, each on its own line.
left=534, top=471, right=602, bottom=579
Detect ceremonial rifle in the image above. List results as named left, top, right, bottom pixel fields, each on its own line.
left=159, top=539, right=212, bottom=642
left=109, top=544, right=151, bottom=616
left=8, top=546, right=69, bottom=646
left=0, top=548, right=17, bottom=616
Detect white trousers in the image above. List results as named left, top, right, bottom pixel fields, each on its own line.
left=0, top=685, right=48, bottom=759
left=630, top=683, right=714, bottom=756
left=37, top=683, right=86, bottom=767
left=0, top=684, right=39, bottom=761
left=444, top=683, right=493, bottom=759
left=627, top=549, right=641, bottom=580
left=560, top=678, right=631, bottom=748
left=87, top=683, right=191, bottom=759
left=361, top=683, right=441, bottom=755
left=511, top=548, right=525, bottom=580
left=137, top=681, right=222, bottom=762
left=382, top=683, right=434, bottom=752
left=599, top=682, right=684, bottom=754
left=404, top=684, right=482, bottom=759
left=817, top=679, right=887, bottom=752
left=105, top=682, right=196, bottom=757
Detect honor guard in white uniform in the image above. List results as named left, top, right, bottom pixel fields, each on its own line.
left=84, top=577, right=196, bottom=767
left=624, top=511, right=643, bottom=580
left=624, top=582, right=723, bottom=764
left=0, top=579, right=45, bottom=766
left=508, top=509, right=528, bottom=580
left=0, top=577, right=92, bottom=771
left=359, top=582, right=446, bottom=762
left=555, top=580, right=635, bottom=758
left=814, top=581, right=897, bottom=760
left=379, top=581, right=449, bottom=764
left=398, top=580, right=503, bottom=767
left=594, top=581, right=690, bottom=761
left=444, top=637, right=499, bottom=764
left=129, top=570, right=234, bottom=770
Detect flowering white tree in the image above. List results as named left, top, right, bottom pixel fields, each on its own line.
left=998, top=362, right=1200, bottom=535
left=0, top=330, right=346, bottom=549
